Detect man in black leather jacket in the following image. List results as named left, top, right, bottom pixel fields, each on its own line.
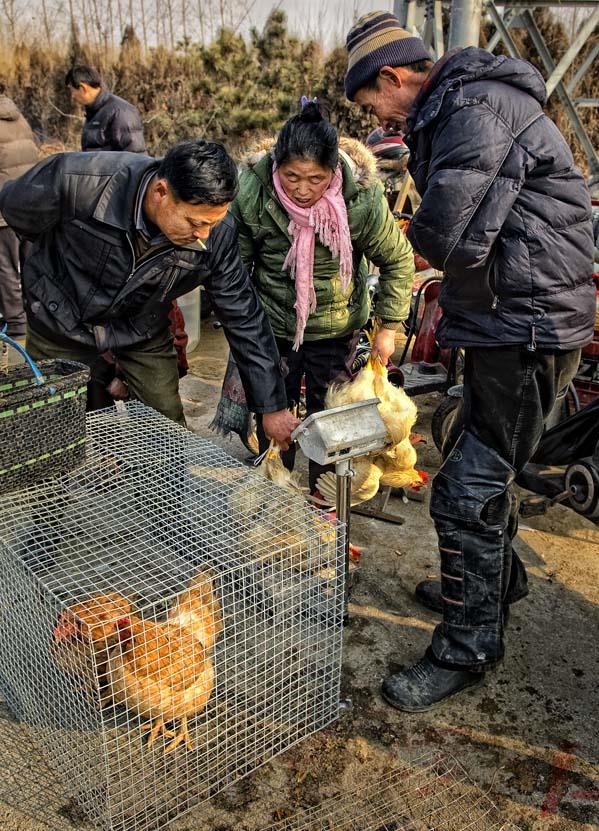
left=345, top=11, right=595, bottom=709
left=65, top=65, right=146, bottom=154
left=0, top=139, right=298, bottom=444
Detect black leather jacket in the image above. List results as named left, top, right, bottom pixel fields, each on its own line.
left=82, top=90, right=146, bottom=153
left=0, top=151, right=286, bottom=413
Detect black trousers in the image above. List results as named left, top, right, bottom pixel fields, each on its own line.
left=430, top=346, right=581, bottom=669
left=258, top=332, right=359, bottom=492
left=0, top=226, right=28, bottom=336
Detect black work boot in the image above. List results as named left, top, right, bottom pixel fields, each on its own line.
left=381, top=655, right=484, bottom=712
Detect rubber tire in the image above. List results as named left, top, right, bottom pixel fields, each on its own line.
left=431, top=395, right=461, bottom=453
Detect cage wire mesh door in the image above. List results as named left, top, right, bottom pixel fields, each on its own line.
left=0, top=402, right=344, bottom=831
left=260, top=751, right=516, bottom=831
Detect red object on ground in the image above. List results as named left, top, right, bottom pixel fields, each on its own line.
left=168, top=300, right=189, bottom=378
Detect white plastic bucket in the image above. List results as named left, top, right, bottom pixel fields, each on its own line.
left=177, top=287, right=201, bottom=353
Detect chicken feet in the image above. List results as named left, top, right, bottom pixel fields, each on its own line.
left=142, top=718, right=175, bottom=748
left=164, top=716, right=194, bottom=753
left=141, top=716, right=194, bottom=753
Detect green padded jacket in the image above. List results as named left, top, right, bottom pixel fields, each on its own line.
left=230, top=137, right=415, bottom=341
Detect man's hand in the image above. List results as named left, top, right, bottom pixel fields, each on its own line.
left=371, top=327, right=397, bottom=366
left=262, top=409, right=301, bottom=450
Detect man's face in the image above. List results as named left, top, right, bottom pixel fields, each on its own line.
left=148, top=179, right=229, bottom=247
left=354, top=68, right=418, bottom=134
left=69, top=83, right=99, bottom=107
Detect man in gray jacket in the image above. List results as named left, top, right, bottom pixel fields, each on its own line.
left=0, top=90, right=38, bottom=337
left=65, top=65, right=145, bottom=153
left=345, top=11, right=595, bottom=710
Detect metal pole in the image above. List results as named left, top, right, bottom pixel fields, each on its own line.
left=486, top=1, right=521, bottom=59
left=523, top=9, right=599, bottom=184
left=433, top=0, right=445, bottom=58
left=486, top=6, right=517, bottom=54
left=393, top=0, right=410, bottom=27
left=502, top=1, right=598, bottom=6
left=335, top=458, right=354, bottom=620
left=448, top=0, right=483, bottom=48
left=545, top=6, right=599, bottom=97
left=567, top=40, right=599, bottom=96
left=406, top=0, right=426, bottom=34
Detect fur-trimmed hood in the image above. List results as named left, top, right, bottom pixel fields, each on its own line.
left=238, top=135, right=378, bottom=189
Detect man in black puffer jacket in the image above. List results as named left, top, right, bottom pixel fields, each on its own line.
left=65, top=65, right=145, bottom=153
left=0, top=139, right=298, bottom=445
left=345, top=11, right=595, bottom=709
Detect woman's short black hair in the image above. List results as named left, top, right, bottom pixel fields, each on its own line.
left=156, top=139, right=239, bottom=205
left=274, top=101, right=339, bottom=171
left=64, top=65, right=102, bottom=89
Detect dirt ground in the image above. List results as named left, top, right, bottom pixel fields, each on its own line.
left=1, top=322, right=598, bottom=831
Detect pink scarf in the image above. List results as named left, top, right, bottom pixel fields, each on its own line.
left=272, top=164, right=353, bottom=351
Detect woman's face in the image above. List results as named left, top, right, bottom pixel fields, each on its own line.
left=277, top=159, right=334, bottom=208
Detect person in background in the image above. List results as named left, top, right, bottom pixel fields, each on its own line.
left=0, top=87, right=38, bottom=339
left=344, top=10, right=595, bottom=710
left=65, top=65, right=145, bottom=153
left=65, top=65, right=189, bottom=387
left=230, top=99, right=415, bottom=492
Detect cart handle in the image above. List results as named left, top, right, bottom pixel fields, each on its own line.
left=0, top=325, right=46, bottom=385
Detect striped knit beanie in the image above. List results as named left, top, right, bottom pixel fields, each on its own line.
left=345, top=11, right=431, bottom=101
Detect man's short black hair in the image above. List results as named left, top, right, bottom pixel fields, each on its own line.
left=157, top=139, right=239, bottom=205
left=65, top=65, right=102, bottom=89
left=362, top=59, right=434, bottom=90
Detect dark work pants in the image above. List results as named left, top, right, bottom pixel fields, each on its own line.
left=257, top=332, right=359, bottom=492
left=26, top=326, right=186, bottom=425
left=430, top=346, right=581, bottom=670
left=0, top=226, right=27, bottom=336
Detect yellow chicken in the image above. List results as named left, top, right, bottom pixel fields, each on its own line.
left=257, top=442, right=307, bottom=497
left=318, top=325, right=424, bottom=507
left=166, top=570, right=223, bottom=651
left=313, top=457, right=383, bottom=508
left=106, top=615, right=214, bottom=753
left=372, top=436, right=427, bottom=491
left=242, top=494, right=336, bottom=573
left=325, top=352, right=416, bottom=448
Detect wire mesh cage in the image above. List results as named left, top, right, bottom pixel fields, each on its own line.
left=260, top=751, right=516, bottom=831
left=0, top=402, right=344, bottom=831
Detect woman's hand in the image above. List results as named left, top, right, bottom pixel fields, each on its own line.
left=262, top=409, right=301, bottom=450
left=371, top=327, right=397, bottom=365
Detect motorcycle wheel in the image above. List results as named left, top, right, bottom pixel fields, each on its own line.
left=431, top=395, right=460, bottom=453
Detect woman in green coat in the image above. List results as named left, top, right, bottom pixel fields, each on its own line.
left=230, top=100, right=415, bottom=492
